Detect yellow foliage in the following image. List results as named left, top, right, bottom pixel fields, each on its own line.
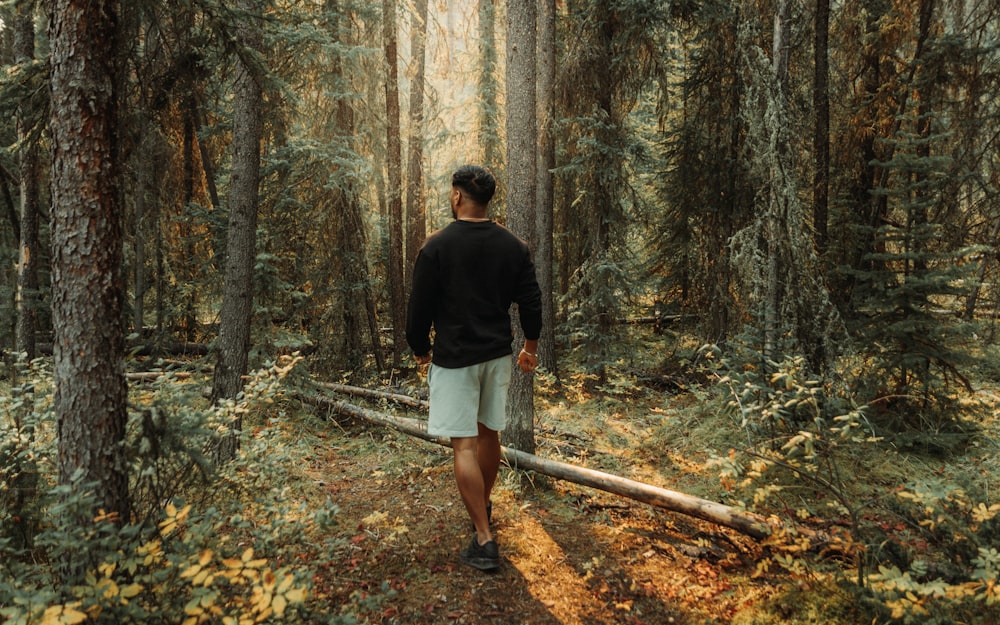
left=159, top=502, right=192, bottom=537
left=39, top=605, right=88, bottom=625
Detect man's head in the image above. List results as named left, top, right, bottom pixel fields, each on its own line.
left=451, top=165, right=496, bottom=207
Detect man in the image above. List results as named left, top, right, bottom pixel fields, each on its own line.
left=406, top=165, right=542, bottom=571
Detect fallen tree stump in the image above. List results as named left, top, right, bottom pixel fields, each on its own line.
left=296, top=389, right=776, bottom=541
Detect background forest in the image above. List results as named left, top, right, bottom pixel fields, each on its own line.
left=2, top=0, right=1000, bottom=624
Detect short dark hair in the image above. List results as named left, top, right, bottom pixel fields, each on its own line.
left=451, top=165, right=496, bottom=205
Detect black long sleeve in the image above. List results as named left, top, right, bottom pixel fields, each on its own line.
left=406, top=220, right=542, bottom=369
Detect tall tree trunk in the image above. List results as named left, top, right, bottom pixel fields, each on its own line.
left=133, top=115, right=148, bottom=334
left=15, top=0, right=40, bottom=361
left=477, top=0, right=502, bottom=169
left=405, top=0, right=428, bottom=283
left=211, top=0, right=263, bottom=461
left=763, top=0, right=791, bottom=363
left=49, top=0, right=130, bottom=522
left=535, top=0, right=556, bottom=376
left=327, top=0, right=385, bottom=373
left=384, top=0, right=406, bottom=366
left=812, top=0, right=829, bottom=256
left=505, top=0, right=538, bottom=454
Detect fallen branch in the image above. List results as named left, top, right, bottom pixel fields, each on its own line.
left=295, top=390, right=775, bottom=541
left=314, top=382, right=427, bottom=410
left=126, top=371, right=193, bottom=382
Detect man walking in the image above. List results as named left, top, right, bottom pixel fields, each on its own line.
left=406, top=165, right=542, bottom=571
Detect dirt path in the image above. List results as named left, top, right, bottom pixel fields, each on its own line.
left=306, top=427, right=776, bottom=625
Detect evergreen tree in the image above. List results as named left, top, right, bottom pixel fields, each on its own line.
left=557, top=0, right=666, bottom=379
left=50, top=0, right=130, bottom=523
left=211, top=0, right=265, bottom=462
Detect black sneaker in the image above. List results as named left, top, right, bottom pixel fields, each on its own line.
left=459, top=536, right=500, bottom=571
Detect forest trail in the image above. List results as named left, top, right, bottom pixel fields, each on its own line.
left=303, top=424, right=778, bottom=625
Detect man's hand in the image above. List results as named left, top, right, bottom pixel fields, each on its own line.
left=517, top=347, right=538, bottom=373
left=414, top=353, right=432, bottom=366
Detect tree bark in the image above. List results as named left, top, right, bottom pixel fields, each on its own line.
left=49, top=0, right=130, bottom=521
left=505, top=0, right=538, bottom=454
left=322, top=1, right=385, bottom=373
left=384, top=0, right=406, bottom=367
left=477, top=0, right=502, bottom=169
left=763, top=0, right=791, bottom=364
left=812, top=0, right=830, bottom=256
left=535, top=0, right=557, bottom=376
left=211, top=0, right=264, bottom=461
left=15, top=0, right=40, bottom=361
left=404, top=0, right=428, bottom=283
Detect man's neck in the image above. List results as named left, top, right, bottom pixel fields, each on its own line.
left=455, top=204, right=490, bottom=222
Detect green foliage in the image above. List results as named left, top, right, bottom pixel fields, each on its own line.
left=0, top=358, right=380, bottom=624
left=707, top=346, right=871, bottom=526
left=846, top=112, right=982, bottom=427
left=706, top=343, right=1000, bottom=623
left=0, top=358, right=53, bottom=552
left=866, top=479, right=1000, bottom=623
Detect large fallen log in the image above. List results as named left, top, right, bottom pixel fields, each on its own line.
left=295, top=389, right=775, bottom=541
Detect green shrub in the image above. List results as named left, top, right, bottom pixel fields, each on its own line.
left=0, top=356, right=379, bottom=625
left=706, top=344, right=1000, bottom=623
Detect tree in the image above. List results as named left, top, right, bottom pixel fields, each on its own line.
left=847, top=0, right=981, bottom=422
left=729, top=1, right=838, bottom=371
left=557, top=0, right=665, bottom=376
left=813, top=0, right=830, bottom=256
left=384, top=0, right=406, bottom=366
left=404, top=0, right=428, bottom=282
left=505, top=0, right=538, bottom=453
left=49, top=0, right=130, bottom=521
left=477, top=0, right=502, bottom=169
left=535, top=0, right=557, bottom=375
left=14, top=0, right=40, bottom=362
left=211, top=0, right=264, bottom=460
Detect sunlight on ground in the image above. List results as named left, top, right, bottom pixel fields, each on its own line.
left=506, top=512, right=609, bottom=625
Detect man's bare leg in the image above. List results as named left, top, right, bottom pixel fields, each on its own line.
left=477, top=423, right=500, bottom=513
left=452, top=435, right=493, bottom=545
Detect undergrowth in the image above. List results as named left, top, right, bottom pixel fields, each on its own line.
left=3, top=326, right=999, bottom=624
left=0, top=355, right=382, bottom=625
left=701, top=343, right=1000, bottom=624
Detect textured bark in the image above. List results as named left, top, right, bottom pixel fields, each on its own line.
left=812, top=0, right=830, bottom=256
left=384, top=0, right=406, bottom=366
left=49, top=0, right=130, bottom=521
left=404, top=0, right=428, bottom=281
left=763, top=0, right=791, bottom=363
left=535, top=0, right=557, bottom=375
left=15, top=0, right=40, bottom=361
left=211, top=0, right=263, bottom=461
left=505, top=0, right=538, bottom=453
left=325, top=0, right=384, bottom=373
left=477, top=0, right=502, bottom=169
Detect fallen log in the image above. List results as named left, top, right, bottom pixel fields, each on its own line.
left=126, top=371, right=193, bottom=382
left=315, top=382, right=427, bottom=410
left=295, top=390, right=775, bottom=541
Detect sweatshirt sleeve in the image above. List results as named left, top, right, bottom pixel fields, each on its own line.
left=515, top=247, right=543, bottom=341
left=405, top=249, right=436, bottom=356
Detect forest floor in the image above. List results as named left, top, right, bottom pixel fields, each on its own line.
left=292, top=373, right=878, bottom=625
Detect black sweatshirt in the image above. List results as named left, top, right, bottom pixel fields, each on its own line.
left=406, top=220, right=542, bottom=368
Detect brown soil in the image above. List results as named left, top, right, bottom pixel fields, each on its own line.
left=305, top=423, right=780, bottom=625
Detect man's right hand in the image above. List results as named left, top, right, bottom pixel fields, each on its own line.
left=414, top=353, right=432, bottom=366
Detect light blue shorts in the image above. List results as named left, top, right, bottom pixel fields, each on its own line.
left=427, top=355, right=512, bottom=438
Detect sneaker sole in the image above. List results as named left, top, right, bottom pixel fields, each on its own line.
left=460, top=555, right=501, bottom=571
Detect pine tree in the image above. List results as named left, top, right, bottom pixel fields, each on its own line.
left=849, top=111, right=979, bottom=425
